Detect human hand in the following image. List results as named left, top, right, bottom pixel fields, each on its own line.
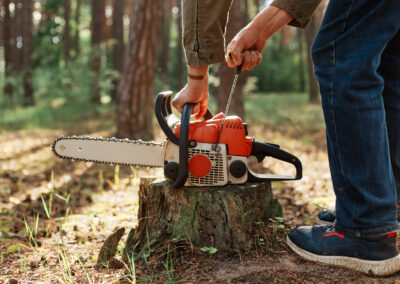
left=226, top=27, right=265, bottom=70
left=226, top=6, right=293, bottom=70
left=172, top=65, right=209, bottom=120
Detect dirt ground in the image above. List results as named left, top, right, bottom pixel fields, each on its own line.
left=1, top=125, right=400, bottom=283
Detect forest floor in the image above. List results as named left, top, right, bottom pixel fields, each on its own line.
left=1, top=95, right=400, bottom=283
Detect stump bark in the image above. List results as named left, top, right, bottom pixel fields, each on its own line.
left=128, top=177, right=282, bottom=254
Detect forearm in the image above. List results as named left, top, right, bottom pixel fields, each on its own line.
left=182, top=0, right=232, bottom=67
left=246, top=6, right=294, bottom=42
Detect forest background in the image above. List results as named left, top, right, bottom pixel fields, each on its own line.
left=0, top=0, right=325, bottom=135
left=1, top=0, right=373, bottom=283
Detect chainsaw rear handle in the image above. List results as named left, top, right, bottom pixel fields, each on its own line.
left=155, top=92, right=212, bottom=146
left=248, top=141, right=302, bottom=181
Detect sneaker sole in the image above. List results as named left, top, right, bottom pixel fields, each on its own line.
left=287, top=235, right=400, bottom=276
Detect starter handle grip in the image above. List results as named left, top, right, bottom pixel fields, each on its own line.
left=228, top=52, right=243, bottom=74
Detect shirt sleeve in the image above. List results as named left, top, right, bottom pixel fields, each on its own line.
left=270, top=0, right=322, bottom=28
left=182, top=0, right=232, bottom=66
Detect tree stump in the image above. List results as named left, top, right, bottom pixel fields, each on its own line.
left=127, top=177, right=282, bottom=254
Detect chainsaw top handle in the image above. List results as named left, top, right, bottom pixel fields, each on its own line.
left=155, top=92, right=212, bottom=146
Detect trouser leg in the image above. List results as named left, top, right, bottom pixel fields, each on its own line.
left=312, top=0, right=400, bottom=236
left=380, top=30, right=400, bottom=201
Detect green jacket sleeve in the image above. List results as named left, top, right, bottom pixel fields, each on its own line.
left=270, top=0, right=322, bottom=28
left=182, top=0, right=232, bottom=67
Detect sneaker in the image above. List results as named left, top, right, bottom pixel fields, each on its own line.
left=317, top=210, right=336, bottom=225
left=287, top=225, right=400, bottom=276
left=317, top=204, right=400, bottom=225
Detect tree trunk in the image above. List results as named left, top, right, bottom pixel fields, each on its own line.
left=3, top=0, right=13, bottom=97
left=125, top=178, right=282, bottom=256
left=176, top=0, right=184, bottom=90
left=73, top=0, right=81, bottom=57
left=304, top=17, right=319, bottom=104
left=90, top=0, right=105, bottom=103
left=298, top=30, right=306, bottom=93
left=116, top=0, right=163, bottom=140
left=21, top=0, right=34, bottom=106
left=64, top=0, right=71, bottom=64
left=14, top=0, right=23, bottom=73
left=216, top=0, right=246, bottom=119
left=101, top=0, right=111, bottom=41
left=159, top=0, right=171, bottom=86
left=111, top=0, right=124, bottom=100
left=304, top=1, right=326, bottom=104
left=279, top=26, right=293, bottom=48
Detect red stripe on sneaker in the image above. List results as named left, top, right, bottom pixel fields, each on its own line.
left=386, top=232, right=397, bottom=238
left=322, top=232, right=345, bottom=239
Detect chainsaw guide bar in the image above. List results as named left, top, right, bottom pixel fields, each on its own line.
left=52, top=135, right=164, bottom=168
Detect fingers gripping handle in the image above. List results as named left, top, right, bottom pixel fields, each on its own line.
left=248, top=141, right=303, bottom=181
left=156, top=92, right=213, bottom=146
left=229, top=52, right=243, bottom=74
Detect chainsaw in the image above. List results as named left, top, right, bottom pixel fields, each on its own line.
left=52, top=91, right=302, bottom=188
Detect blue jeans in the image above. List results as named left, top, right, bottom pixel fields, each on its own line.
left=311, top=0, right=400, bottom=237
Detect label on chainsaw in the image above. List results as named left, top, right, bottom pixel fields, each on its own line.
left=52, top=136, right=164, bottom=167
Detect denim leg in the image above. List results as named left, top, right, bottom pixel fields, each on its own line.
left=312, top=0, right=400, bottom=237
left=380, top=30, right=400, bottom=201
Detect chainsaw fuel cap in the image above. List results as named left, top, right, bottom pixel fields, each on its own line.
left=188, top=154, right=212, bottom=178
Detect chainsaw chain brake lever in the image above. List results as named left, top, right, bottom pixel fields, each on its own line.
left=248, top=141, right=303, bottom=182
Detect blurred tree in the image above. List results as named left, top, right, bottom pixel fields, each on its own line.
left=216, top=0, right=246, bottom=118
left=63, top=0, right=71, bottom=64
left=102, top=0, right=111, bottom=41
left=22, top=0, right=34, bottom=105
left=159, top=0, right=172, bottom=85
left=33, top=0, right=64, bottom=67
left=297, top=30, right=306, bottom=92
left=73, top=0, right=81, bottom=57
left=15, top=0, right=23, bottom=72
left=111, top=0, right=124, bottom=100
left=2, top=0, right=13, bottom=97
left=176, top=0, right=184, bottom=90
left=116, top=0, right=163, bottom=139
left=90, top=0, right=105, bottom=103
left=279, top=26, right=294, bottom=48
left=304, top=0, right=326, bottom=103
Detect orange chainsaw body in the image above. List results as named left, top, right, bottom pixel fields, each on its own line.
left=173, top=113, right=253, bottom=157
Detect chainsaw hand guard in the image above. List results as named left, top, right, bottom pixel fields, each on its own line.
left=155, top=91, right=180, bottom=145
left=155, top=92, right=213, bottom=146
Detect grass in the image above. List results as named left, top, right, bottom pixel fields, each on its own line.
left=0, top=92, right=325, bottom=140
left=0, top=98, right=114, bottom=131
left=244, top=92, right=325, bottom=135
